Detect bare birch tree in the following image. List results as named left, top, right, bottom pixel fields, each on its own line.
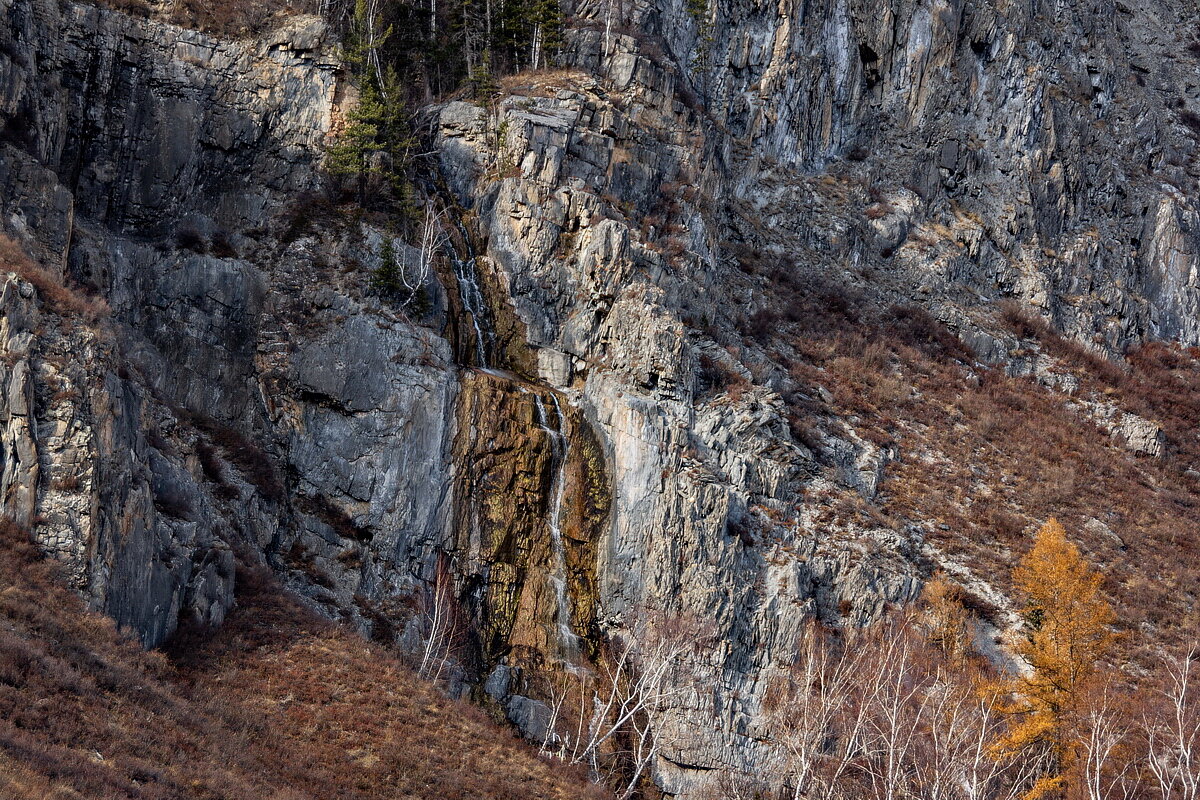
left=763, top=611, right=1047, bottom=800
left=406, top=204, right=444, bottom=304
left=763, top=620, right=867, bottom=800
left=855, top=618, right=934, bottom=800
left=416, top=555, right=458, bottom=682
left=540, top=613, right=696, bottom=800
left=1145, top=648, right=1200, bottom=800
left=1078, top=683, right=1137, bottom=800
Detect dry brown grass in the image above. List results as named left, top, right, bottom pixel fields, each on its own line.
left=499, top=68, right=591, bottom=97
left=84, top=0, right=315, bottom=37
left=736, top=257, right=1200, bottom=665
left=0, top=750, right=80, bottom=799
left=85, top=0, right=152, bottom=17
left=0, top=519, right=607, bottom=799
left=998, top=301, right=1127, bottom=384
left=0, top=235, right=109, bottom=323
left=874, top=344, right=1200, bottom=667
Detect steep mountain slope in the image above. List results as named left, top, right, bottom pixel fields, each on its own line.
left=4, top=0, right=1200, bottom=796
left=424, top=0, right=1200, bottom=791
left=0, top=518, right=604, bottom=798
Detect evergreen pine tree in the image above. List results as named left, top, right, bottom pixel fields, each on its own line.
left=371, top=236, right=403, bottom=296
left=328, top=54, right=417, bottom=209
left=468, top=54, right=499, bottom=101
left=327, top=78, right=384, bottom=202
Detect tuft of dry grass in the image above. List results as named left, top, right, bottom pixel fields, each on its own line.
left=0, top=235, right=109, bottom=323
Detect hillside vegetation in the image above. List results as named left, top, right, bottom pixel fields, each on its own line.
left=716, top=235, right=1200, bottom=662
left=0, top=521, right=604, bottom=800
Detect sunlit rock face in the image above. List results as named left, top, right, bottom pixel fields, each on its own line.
left=4, top=0, right=1200, bottom=793
left=427, top=0, right=1200, bottom=791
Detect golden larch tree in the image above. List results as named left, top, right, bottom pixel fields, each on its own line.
left=995, top=518, right=1116, bottom=800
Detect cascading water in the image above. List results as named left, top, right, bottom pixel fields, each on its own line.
left=534, top=392, right=581, bottom=661
left=445, top=221, right=495, bottom=366
left=435, top=196, right=589, bottom=674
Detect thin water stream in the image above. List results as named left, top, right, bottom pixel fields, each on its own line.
left=441, top=207, right=581, bottom=664
left=445, top=219, right=495, bottom=366
left=534, top=392, right=581, bottom=660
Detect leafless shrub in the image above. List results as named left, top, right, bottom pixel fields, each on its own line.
left=88, top=0, right=152, bottom=16
left=998, top=300, right=1125, bottom=386
left=175, top=226, right=207, bottom=254
left=540, top=612, right=700, bottom=799
left=413, top=555, right=463, bottom=682
left=280, top=190, right=337, bottom=244
left=300, top=493, right=371, bottom=542
left=1141, top=647, right=1200, bottom=800
left=166, top=0, right=316, bottom=37
left=1182, top=110, right=1200, bottom=136
left=196, top=442, right=225, bottom=485
left=888, top=304, right=974, bottom=363
left=210, top=230, right=239, bottom=258
left=178, top=409, right=283, bottom=503
left=152, top=485, right=194, bottom=520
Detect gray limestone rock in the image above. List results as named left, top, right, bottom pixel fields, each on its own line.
left=6, top=0, right=1200, bottom=794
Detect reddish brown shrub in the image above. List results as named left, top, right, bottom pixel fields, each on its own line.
left=178, top=409, right=284, bottom=503
left=299, top=493, right=372, bottom=542
left=174, top=225, right=207, bottom=254
left=86, top=0, right=152, bottom=16
left=887, top=304, right=974, bottom=363
left=998, top=300, right=1125, bottom=386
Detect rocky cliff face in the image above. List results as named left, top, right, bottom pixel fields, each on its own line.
left=0, top=0, right=347, bottom=643
left=4, top=0, right=1200, bottom=795
left=0, top=0, right=454, bottom=650
left=424, top=0, right=1200, bottom=792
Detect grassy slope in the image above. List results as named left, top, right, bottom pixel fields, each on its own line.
left=0, top=522, right=606, bottom=800
left=733, top=249, right=1200, bottom=663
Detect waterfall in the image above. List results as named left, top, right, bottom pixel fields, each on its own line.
left=451, top=253, right=492, bottom=366
left=445, top=221, right=495, bottom=366
left=440, top=203, right=586, bottom=669
left=534, top=392, right=581, bottom=661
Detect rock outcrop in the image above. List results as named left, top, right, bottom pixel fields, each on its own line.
left=4, top=0, right=1200, bottom=795
left=0, top=0, right=343, bottom=644
left=422, top=0, right=1200, bottom=791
